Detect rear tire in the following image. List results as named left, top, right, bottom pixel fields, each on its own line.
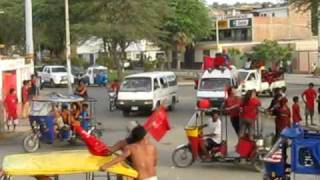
left=50, top=79, right=55, bottom=88
left=23, top=133, right=40, bottom=153
left=172, top=145, right=194, bottom=168
left=168, top=97, right=176, bottom=111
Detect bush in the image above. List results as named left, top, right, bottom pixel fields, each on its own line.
left=143, top=60, right=156, bottom=72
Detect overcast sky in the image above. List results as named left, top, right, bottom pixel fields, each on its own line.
left=205, top=0, right=282, bottom=5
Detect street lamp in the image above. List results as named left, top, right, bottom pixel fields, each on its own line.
left=65, top=0, right=72, bottom=94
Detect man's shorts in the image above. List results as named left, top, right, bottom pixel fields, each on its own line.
left=305, top=106, right=314, bottom=117
left=205, top=138, right=219, bottom=150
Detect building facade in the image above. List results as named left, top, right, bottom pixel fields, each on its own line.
left=189, top=5, right=313, bottom=73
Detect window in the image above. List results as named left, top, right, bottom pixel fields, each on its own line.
left=154, top=78, right=160, bottom=90
left=203, top=50, right=210, bottom=56
left=160, top=77, right=168, bottom=88
left=248, top=73, right=256, bottom=81
left=51, top=67, right=67, bottom=73
left=199, top=78, right=230, bottom=91
left=167, top=75, right=177, bottom=86
left=120, top=77, right=152, bottom=92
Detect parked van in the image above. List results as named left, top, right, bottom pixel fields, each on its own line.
left=117, top=72, right=178, bottom=116
left=196, top=67, right=238, bottom=108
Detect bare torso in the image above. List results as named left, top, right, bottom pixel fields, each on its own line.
left=127, top=141, right=157, bottom=180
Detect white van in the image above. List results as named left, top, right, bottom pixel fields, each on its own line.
left=196, top=67, right=238, bottom=108
left=117, top=72, right=178, bottom=116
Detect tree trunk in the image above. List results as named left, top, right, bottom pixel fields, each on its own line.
left=166, top=50, right=172, bottom=69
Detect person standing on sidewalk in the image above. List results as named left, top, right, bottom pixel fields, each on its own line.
left=4, top=88, right=18, bottom=131
left=301, top=83, right=317, bottom=126
left=224, top=87, right=240, bottom=135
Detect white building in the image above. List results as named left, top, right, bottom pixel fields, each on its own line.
left=77, top=39, right=164, bottom=65
left=0, top=58, right=33, bottom=102
left=254, top=6, right=289, bottom=17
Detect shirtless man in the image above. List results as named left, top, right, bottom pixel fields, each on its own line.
left=100, top=126, right=157, bottom=180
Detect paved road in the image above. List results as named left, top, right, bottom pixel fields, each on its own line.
left=0, top=84, right=319, bottom=180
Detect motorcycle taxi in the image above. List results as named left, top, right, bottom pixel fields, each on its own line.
left=172, top=99, right=272, bottom=171
left=22, top=93, right=102, bottom=153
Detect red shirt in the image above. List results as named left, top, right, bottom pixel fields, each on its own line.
left=111, top=82, right=120, bottom=92
left=302, top=88, right=317, bottom=109
left=4, top=94, right=17, bottom=115
left=292, top=103, right=301, bottom=123
left=225, top=96, right=240, bottom=118
left=240, top=97, right=261, bottom=120
left=275, top=106, right=291, bottom=132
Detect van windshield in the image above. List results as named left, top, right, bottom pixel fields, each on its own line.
left=199, top=78, right=230, bottom=91
left=120, top=77, right=152, bottom=92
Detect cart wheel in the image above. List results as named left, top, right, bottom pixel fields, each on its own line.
left=172, top=145, right=194, bottom=168
left=252, top=153, right=265, bottom=172
left=23, top=133, right=40, bottom=153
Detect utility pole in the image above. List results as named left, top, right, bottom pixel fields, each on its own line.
left=25, top=0, right=34, bottom=66
left=215, top=18, right=220, bottom=53
left=65, top=0, right=72, bottom=94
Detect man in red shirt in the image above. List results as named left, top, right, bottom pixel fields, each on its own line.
left=292, top=96, right=302, bottom=125
left=240, top=90, right=261, bottom=140
left=4, top=88, right=18, bottom=131
left=225, top=87, right=241, bottom=135
left=301, top=83, right=317, bottom=126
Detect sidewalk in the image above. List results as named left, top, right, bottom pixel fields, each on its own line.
left=0, top=119, right=30, bottom=140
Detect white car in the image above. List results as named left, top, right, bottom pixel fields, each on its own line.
left=38, top=65, right=74, bottom=87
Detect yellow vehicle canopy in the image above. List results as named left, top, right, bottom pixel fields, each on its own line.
left=2, top=150, right=138, bottom=178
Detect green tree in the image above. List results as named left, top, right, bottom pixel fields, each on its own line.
left=227, top=48, right=243, bottom=68
left=288, top=0, right=319, bottom=35
left=159, top=0, right=212, bottom=70
left=73, top=0, right=169, bottom=79
left=0, top=0, right=24, bottom=53
left=250, top=40, right=293, bottom=67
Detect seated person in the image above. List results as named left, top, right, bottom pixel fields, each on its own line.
left=61, top=104, right=70, bottom=125
left=51, top=104, right=64, bottom=135
left=80, top=103, right=91, bottom=131
left=110, top=79, right=120, bottom=94
left=200, top=110, right=222, bottom=160
left=70, top=103, right=81, bottom=126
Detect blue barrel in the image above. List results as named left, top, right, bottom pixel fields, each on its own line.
left=29, top=115, right=55, bottom=144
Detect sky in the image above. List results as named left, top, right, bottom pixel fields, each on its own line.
left=205, top=0, right=282, bottom=5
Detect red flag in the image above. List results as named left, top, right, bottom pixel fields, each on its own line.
left=203, top=56, right=214, bottom=70
left=214, top=56, right=225, bottom=68
left=74, top=125, right=110, bottom=156
left=143, top=106, right=170, bottom=141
